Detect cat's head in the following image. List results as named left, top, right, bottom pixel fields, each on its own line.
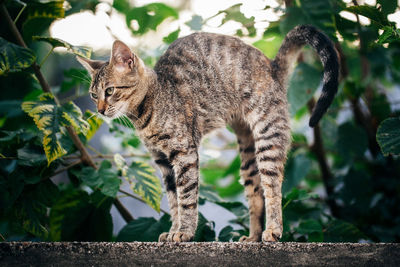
left=77, top=40, right=148, bottom=119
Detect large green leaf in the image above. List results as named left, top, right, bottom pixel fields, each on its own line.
left=14, top=180, right=59, bottom=240
left=60, top=68, right=91, bottom=93
left=21, top=93, right=89, bottom=164
left=378, top=0, right=398, bottom=15
left=114, top=154, right=162, bottom=212
left=282, top=152, right=312, bottom=195
left=76, top=160, right=121, bottom=197
left=116, top=214, right=171, bottom=241
left=0, top=37, right=36, bottom=76
left=194, top=213, right=216, bottom=241
left=287, top=63, right=322, bottom=116
left=346, top=5, right=389, bottom=26
left=49, top=190, right=113, bottom=241
left=324, top=219, right=368, bottom=242
left=33, top=36, right=92, bottom=58
left=377, top=117, right=400, bottom=156
left=23, top=1, right=65, bottom=40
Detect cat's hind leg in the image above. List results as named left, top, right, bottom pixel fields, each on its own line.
left=248, top=106, right=290, bottom=242
left=231, top=120, right=264, bottom=242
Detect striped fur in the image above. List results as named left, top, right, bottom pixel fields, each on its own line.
left=78, top=25, right=339, bottom=242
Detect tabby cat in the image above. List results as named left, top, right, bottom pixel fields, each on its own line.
left=77, top=25, right=339, bottom=242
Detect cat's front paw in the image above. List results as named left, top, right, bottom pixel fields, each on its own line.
left=262, top=228, right=282, bottom=242
left=239, top=235, right=261, bottom=242
left=159, top=232, right=193, bottom=242
left=158, top=232, right=169, bottom=242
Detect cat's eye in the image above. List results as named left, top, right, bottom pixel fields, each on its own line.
left=105, top=87, right=114, bottom=96
left=91, top=92, right=98, bottom=99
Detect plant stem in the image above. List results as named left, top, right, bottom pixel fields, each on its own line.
left=39, top=47, right=54, bottom=68
left=0, top=3, right=134, bottom=224
left=13, top=0, right=26, bottom=24
left=0, top=232, right=5, bottom=241
left=119, top=188, right=170, bottom=215
left=47, top=160, right=82, bottom=179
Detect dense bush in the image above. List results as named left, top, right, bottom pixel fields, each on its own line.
left=0, top=0, right=399, bottom=242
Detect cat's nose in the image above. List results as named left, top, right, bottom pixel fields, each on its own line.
left=98, top=108, right=105, bottom=115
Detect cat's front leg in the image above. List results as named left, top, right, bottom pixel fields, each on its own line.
left=166, top=147, right=199, bottom=242
left=153, top=152, right=179, bottom=242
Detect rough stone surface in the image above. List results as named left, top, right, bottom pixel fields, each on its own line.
left=1, top=242, right=399, bottom=266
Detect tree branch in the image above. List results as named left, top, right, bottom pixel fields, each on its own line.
left=1, top=3, right=134, bottom=223
left=308, top=99, right=340, bottom=218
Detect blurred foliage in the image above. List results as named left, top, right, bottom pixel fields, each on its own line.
left=1, top=0, right=400, bottom=243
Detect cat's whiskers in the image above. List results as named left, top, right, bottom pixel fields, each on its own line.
left=113, top=109, right=134, bottom=129
left=71, top=74, right=92, bottom=85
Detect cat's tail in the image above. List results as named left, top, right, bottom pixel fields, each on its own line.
left=272, top=25, right=339, bottom=127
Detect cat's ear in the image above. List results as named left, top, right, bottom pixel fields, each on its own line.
left=76, top=56, right=104, bottom=77
left=110, top=40, right=136, bottom=73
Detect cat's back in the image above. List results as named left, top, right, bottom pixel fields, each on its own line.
left=154, top=32, right=270, bottom=90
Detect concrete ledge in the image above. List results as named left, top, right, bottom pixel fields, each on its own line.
left=1, top=242, right=399, bottom=266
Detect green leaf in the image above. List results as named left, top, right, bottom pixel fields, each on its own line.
left=218, top=225, right=238, bottom=242
left=287, top=63, right=322, bottom=116
left=296, top=219, right=322, bottom=234
left=50, top=190, right=113, bottom=241
left=282, top=152, right=312, bottom=194
left=377, top=26, right=397, bottom=44
left=17, top=145, right=47, bottom=167
left=33, top=36, right=92, bottom=58
left=216, top=4, right=256, bottom=37
left=0, top=37, right=36, bottom=76
left=163, top=28, right=180, bottom=44
left=194, top=213, right=216, bottom=241
left=324, top=219, right=368, bottom=242
left=60, top=68, right=91, bottom=93
left=346, top=5, right=389, bottom=26
left=336, top=122, right=368, bottom=161
left=22, top=1, right=65, bottom=40
left=377, top=117, right=400, bottom=156
left=280, top=0, right=338, bottom=40
left=61, top=101, right=89, bottom=135
left=76, top=160, right=121, bottom=197
left=215, top=201, right=248, bottom=218
left=15, top=200, right=49, bottom=239
left=124, top=3, right=179, bottom=35
left=199, top=184, right=223, bottom=203
left=21, top=93, right=90, bottom=165
left=84, top=110, right=103, bottom=141
left=113, top=0, right=131, bottom=13
left=25, top=1, right=65, bottom=21
left=65, top=0, right=100, bottom=16
left=115, top=155, right=162, bottom=212
left=185, top=15, right=203, bottom=31
left=116, top=214, right=171, bottom=241
left=378, top=0, right=398, bottom=15
left=252, top=33, right=284, bottom=59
